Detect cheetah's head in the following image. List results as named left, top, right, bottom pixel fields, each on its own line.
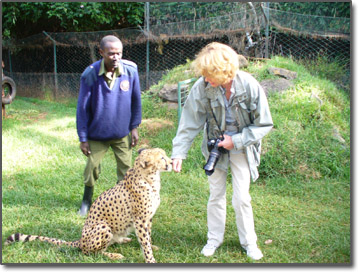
left=136, top=148, right=172, bottom=172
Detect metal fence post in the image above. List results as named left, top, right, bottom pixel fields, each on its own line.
left=43, top=31, right=58, bottom=98
left=145, top=2, right=150, bottom=90
left=265, top=2, right=270, bottom=59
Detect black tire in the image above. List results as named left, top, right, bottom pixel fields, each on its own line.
left=2, top=76, right=16, bottom=105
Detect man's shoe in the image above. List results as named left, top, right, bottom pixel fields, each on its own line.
left=78, top=185, right=94, bottom=217
left=78, top=201, right=90, bottom=217
left=243, top=245, right=263, bottom=260
left=201, top=243, right=219, bottom=257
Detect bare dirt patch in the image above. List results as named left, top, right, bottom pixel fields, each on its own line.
left=298, top=163, right=322, bottom=180
left=141, top=118, right=174, bottom=133
left=138, top=118, right=174, bottom=149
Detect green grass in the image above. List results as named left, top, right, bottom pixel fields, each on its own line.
left=1, top=57, right=350, bottom=264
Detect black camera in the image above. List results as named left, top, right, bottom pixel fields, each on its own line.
left=203, top=138, right=227, bottom=176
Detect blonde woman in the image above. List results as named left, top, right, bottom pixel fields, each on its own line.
left=171, top=42, right=273, bottom=260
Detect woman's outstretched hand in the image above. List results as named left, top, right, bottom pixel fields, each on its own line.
left=172, top=158, right=183, bottom=173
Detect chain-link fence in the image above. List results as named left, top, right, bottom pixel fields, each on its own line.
left=2, top=2, right=350, bottom=100
left=2, top=28, right=147, bottom=99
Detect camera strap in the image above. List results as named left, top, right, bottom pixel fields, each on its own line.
left=207, top=99, right=225, bottom=140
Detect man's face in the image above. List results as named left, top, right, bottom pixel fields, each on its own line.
left=99, top=41, right=123, bottom=72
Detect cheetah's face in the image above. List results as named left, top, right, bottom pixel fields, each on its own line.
left=137, top=148, right=172, bottom=172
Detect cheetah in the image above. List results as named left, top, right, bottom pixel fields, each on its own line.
left=5, top=148, right=172, bottom=263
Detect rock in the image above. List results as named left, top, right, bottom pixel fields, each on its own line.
left=260, top=78, right=294, bottom=96
left=238, top=54, right=249, bottom=68
left=268, top=67, right=297, bottom=80
left=165, top=102, right=178, bottom=110
left=158, top=84, right=178, bottom=102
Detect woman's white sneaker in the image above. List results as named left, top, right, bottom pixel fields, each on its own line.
left=201, top=243, right=219, bottom=257
left=244, top=245, right=263, bottom=260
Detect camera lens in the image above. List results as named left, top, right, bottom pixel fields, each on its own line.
left=203, top=148, right=221, bottom=176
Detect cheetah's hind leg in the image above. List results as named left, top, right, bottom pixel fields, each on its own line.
left=108, top=234, right=132, bottom=245
left=116, top=236, right=132, bottom=244
left=80, top=223, right=124, bottom=260
left=101, top=251, right=125, bottom=260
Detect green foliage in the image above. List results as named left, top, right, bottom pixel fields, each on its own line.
left=1, top=57, right=350, bottom=263
left=268, top=2, right=350, bottom=35
left=150, top=2, right=247, bottom=24
left=2, top=1, right=350, bottom=41
left=271, top=2, right=350, bottom=18
left=2, top=2, right=145, bottom=39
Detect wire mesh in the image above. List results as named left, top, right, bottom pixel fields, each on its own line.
left=1, top=2, right=350, bottom=100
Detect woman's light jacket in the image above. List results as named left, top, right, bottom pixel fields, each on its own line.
left=171, top=70, right=273, bottom=181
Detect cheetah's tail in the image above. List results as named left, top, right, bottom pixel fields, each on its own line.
left=5, top=233, right=80, bottom=248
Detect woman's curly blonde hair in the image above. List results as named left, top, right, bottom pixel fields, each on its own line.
left=191, top=42, right=240, bottom=85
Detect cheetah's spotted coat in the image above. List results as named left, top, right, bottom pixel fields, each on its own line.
left=5, top=148, right=172, bottom=263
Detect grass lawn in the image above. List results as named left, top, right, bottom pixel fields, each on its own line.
left=1, top=57, right=350, bottom=264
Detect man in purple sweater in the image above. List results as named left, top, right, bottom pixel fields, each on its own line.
left=76, top=35, right=142, bottom=216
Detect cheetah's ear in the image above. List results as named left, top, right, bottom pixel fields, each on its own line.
left=139, top=160, right=147, bottom=168
left=138, top=148, right=146, bottom=154
left=139, top=160, right=153, bottom=168
left=139, top=156, right=152, bottom=168
left=138, top=149, right=148, bottom=168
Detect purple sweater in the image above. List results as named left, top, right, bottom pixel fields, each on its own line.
left=76, top=59, right=141, bottom=142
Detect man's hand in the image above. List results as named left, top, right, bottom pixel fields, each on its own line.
left=80, top=142, right=91, bottom=156
left=131, top=128, right=139, bottom=147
